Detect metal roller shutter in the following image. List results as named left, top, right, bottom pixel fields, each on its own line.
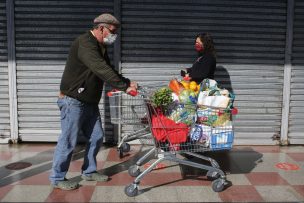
left=120, top=0, right=287, bottom=145
left=14, top=0, right=115, bottom=141
left=0, top=2, right=10, bottom=140
left=289, top=0, right=304, bottom=144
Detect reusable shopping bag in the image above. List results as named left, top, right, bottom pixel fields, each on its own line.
left=151, top=114, right=189, bottom=144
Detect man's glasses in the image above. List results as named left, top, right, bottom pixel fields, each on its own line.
left=104, top=26, right=116, bottom=34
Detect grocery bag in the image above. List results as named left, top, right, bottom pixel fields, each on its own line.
left=197, top=79, right=232, bottom=109
left=151, top=114, right=189, bottom=144
left=197, top=94, right=230, bottom=108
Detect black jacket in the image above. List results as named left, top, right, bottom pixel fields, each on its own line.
left=60, top=31, right=129, bottom=104
left=187, top=52, right=216, bottom=84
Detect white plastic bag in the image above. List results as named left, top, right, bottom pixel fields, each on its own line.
left=197, top=94, right=230, bottom=108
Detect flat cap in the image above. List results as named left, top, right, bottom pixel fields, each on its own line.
left=94, top=13, right=120, bottom=26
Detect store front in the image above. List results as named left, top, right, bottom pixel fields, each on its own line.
left=1, top=0, right=303, bottom=145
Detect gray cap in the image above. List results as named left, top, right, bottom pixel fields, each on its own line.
left=93, top=13, right=120, bottom=27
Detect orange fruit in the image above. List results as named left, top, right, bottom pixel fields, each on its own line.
left=189, top=81, right=197, bottom=91
left=181, top=80, right=189, bottom=89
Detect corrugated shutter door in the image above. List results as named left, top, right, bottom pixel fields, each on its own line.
left=121, top=0, right=286, bottom=145
left=289, top=0, right=304, bottom=144
left=14, top=0, right=114, bottom=141
left=0, top=2, right=10, bottom=139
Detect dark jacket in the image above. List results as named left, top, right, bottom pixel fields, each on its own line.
left=187, top=52, right=216, bottom=84
left=60, top=31, right=130, bottom=104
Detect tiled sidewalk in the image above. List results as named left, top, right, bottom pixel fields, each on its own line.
left=0, top=143, right=304, bottom=202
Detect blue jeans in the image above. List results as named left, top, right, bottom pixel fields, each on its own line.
left=49, top=96, right=104, bottom=185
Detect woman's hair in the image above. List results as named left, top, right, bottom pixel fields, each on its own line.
left=196, top=32, right=216, bottom=57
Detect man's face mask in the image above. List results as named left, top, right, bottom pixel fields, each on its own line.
left=103, top=33, right=117, bottom=45
left=103, top=27, right=117, bottom=45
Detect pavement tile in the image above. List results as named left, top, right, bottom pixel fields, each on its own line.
left=287, top=153, right=304, bottom=162
left=226, top=149, right=264, bottom=174
left=256, top=185, right=304, bottom=202
left=69, top=160, right=84, bottom=172
left=15, top=171, right=50, bottom=185
left=175, top=186, right=221, bottom=202
left=0, top=184, right=14, bottom=201
left=280, top=146, right=304, bottom=153
left=219, top=185, right=263, bottom=202
left=139, top=172, right=210, bottom=186
left=9, top=151, right=43, bottom=162
left=91, top=185, right=180, bottom=202
left=278, top=170, right=304, bottom=185
left=97, top=172, right=135, bottom=186
left=250, top=153, right=298, bottom=172
left=96, top=147, right=111, bottom=162
left=0, top=151, right=14, bottom=160
left=46, top=185, right=95, bottom=203
left=19, top=143, right=55, bottom=152
left=101, top=161, right=123, bottom=168
left=65, top=172, right=80, bottom=178
left=1, top=144, right=304, bottom=202
left=134, top=185, right=180, bottom=202
left=225, top=174, right=251, bottom=185
left=142, top=160, right=181, bottom=173
left=1, top=185, right=51, bottom=202
left=246, top=172, right=289, bottom=185
left=106, top=148, right=138, bottom=162
left=91, top=186, right=136, bottom=202
left=69, top=160, right=105, bottom=172
left=234, top=145, right=280, bottom=153
left=292, top=185, right=304, bottom=198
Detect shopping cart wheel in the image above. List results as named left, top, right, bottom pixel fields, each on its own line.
left=124, top=184, right=138, bottom=197
left=118, top=143, right=131, bottom=158
left=122, top=143, right=131, bottom=152
left=128, top=165, right=141, bottom=177
left=118, top=148, right=124, bottom=158
left=206, top=170, right=220, bottom=180
left=212, top=179, right=225, bottom=192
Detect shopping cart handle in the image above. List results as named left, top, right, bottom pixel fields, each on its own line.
left=107, top=89, right=119, bottom=97
left=107, top=89, right=138, bottom=97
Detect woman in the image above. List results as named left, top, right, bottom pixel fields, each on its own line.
left=181, top=33, right=216, bottom=84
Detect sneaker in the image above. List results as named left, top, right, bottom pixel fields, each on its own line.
left=52, top=180, right=79, bottom=190
left=81, top=172, right=108, bottom=182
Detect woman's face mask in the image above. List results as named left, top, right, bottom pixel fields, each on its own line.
left=195, top=43, right=203, bottom=52
left=195, top=37, right=204, bottom=52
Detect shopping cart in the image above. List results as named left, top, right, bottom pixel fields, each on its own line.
left=108, top=88, right=153, bottom=158
left=124, top=92, right=237, bottom=197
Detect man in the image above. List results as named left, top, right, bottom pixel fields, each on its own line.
left=49, top=13, right=137, bottom=190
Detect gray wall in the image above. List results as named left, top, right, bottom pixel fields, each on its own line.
left=0, top=1, right=9, bottom=139
left=120, top=0, right=287, bottom=145
left=0, top=0, right=302, bottom=145
left=289, top=0, right=304, bottom=144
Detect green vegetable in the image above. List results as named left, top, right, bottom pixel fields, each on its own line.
left=168, top=104, right=196, bottom=125
left=179, top=89, right=196, bottom=104
left=151, top=87, right=173, bottom=113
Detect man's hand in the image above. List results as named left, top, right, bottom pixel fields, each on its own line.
left=130, top=81, right=138, bottom=89
left=126, top=86, right=137, bottom=96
